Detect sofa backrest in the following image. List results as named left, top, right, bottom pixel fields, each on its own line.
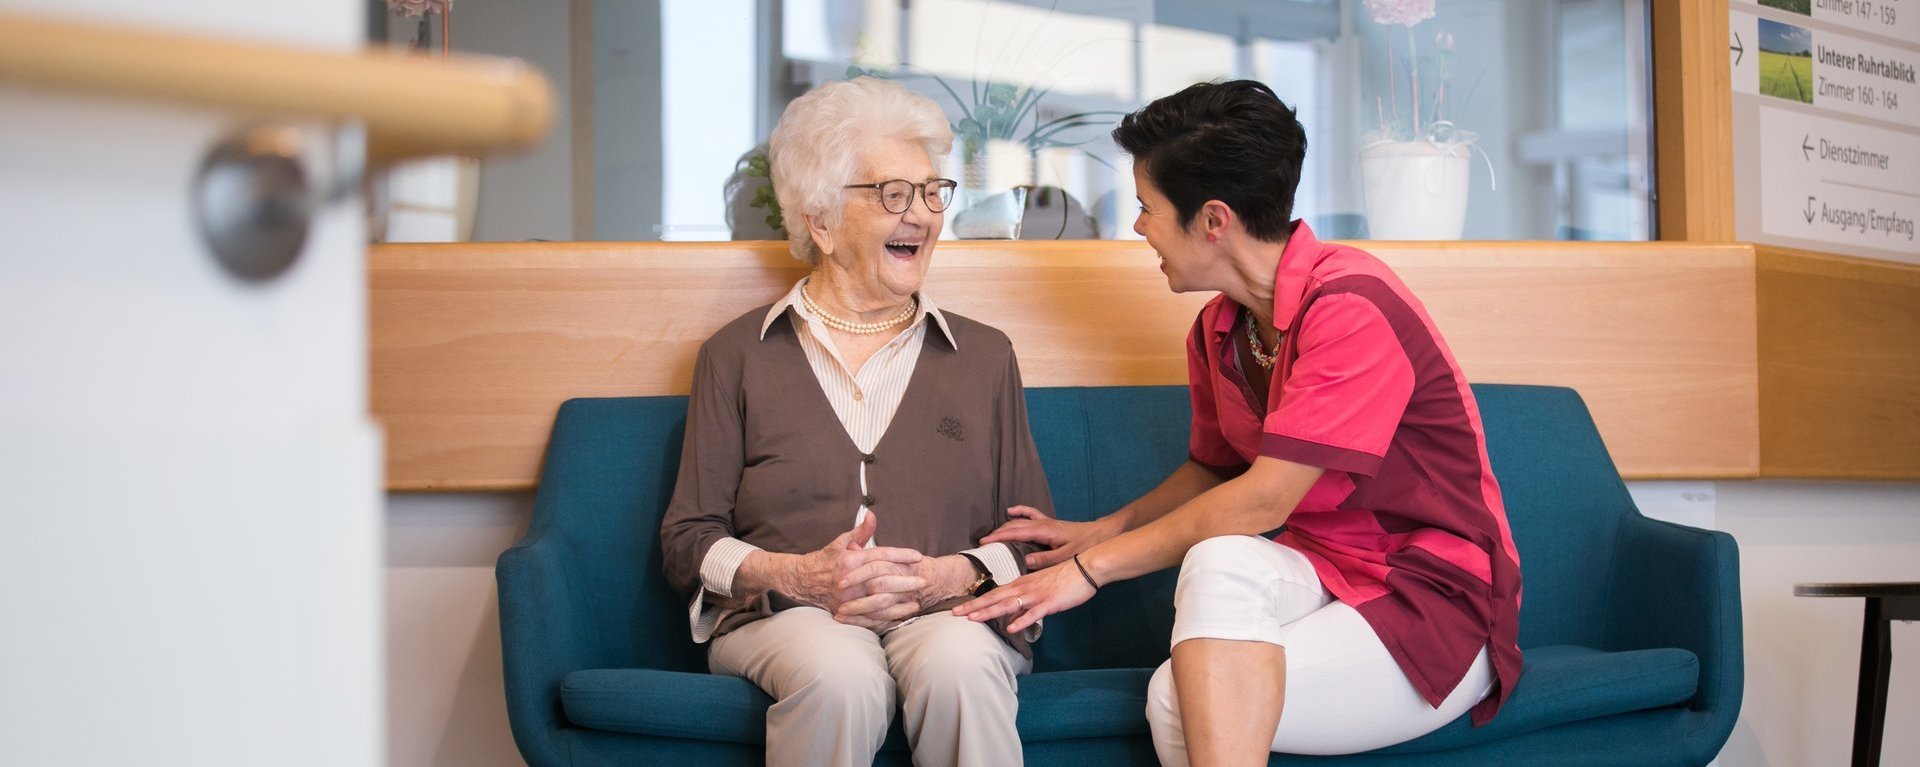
left=530, top=383, right=1636, bottom=673
left=1023, top=387, right=1192, bottom=672
left=1470, top=384, right=1636, bottom=649
left=532, top=397, right=704, bottom=673
left=1014, top=384, right=1640, bottom=666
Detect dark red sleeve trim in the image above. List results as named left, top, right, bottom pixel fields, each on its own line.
left=1188, top=450, right=1251, bottom=470
left=1259, top=433, right=1383, bottom=476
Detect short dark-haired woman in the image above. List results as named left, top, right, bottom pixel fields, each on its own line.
left=956, top=80, right=1523, bottom=765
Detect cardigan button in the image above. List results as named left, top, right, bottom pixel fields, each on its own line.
left=862, top=453, right=876, bottom=464
left=863, top=495, right=877, bottom=507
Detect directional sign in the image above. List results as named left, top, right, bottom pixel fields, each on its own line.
left=1732, top=1, right=1920, bottom=263
left=1761, top=107, right=1918, bottom=252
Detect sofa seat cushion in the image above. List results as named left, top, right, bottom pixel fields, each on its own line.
left=560, top=646, right=1692, bottom=751
left=562, top=668, right=770, bottom=744
left=1011, top=668, right=1155, bottom=741
left=1380, top=644, right=1700, bottom=754
left=561, top=667, right=1153, bottom=746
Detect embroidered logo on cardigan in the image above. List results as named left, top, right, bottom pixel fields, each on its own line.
left=937, top=416, right=965, bottom=441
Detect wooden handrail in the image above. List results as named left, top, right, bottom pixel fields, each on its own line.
left=0, top=10, right=553, bottom=164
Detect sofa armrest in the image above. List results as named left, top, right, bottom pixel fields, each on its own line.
left=1604, top=513, right=1743, bottom=740
left=498, top=531, right=602, bottom=767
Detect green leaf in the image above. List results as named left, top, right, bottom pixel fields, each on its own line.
left=1029, top=120, right=1108, bottom=144
left=895, top=64, right=977, bottom=125
left=955, top=117, right=985, bottom=143
left=1007, top=85, right=1053, bottom=136
left=984, top=83, right=1018, bottom=111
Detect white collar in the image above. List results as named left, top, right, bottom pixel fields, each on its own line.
left=760, top=277, right=957, bottom=348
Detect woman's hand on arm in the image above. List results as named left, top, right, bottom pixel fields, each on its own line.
left=951, top=558, right=1096, bottom=634
left=1080, top=457, right=1322, bottom=586
left=981, top=460, right=1236, bottom=570
left=960, top=457, right=1323, bottom=629
left=979, top=506, right=1121, bottom=570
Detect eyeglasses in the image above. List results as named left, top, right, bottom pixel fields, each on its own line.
left=843, top=178, right=959, bottom=214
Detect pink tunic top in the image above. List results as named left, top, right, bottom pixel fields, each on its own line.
left=1185, top=221, right=1523, bottom=725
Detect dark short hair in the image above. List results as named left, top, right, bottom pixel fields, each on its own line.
left=1111, top=80, right=1306, bottom=242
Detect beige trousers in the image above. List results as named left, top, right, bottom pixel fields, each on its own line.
left=709, top=607, right=1028, bottom=767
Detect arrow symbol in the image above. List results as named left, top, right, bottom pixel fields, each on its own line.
left=1805, top=196, right=1817, bottom=223
left=1803, top=135, right=1814, bottom=161
left=1732, top=32, right=1745, bottom=66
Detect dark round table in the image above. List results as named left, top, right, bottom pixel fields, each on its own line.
left=1794, top=582, right=1920, bottom=767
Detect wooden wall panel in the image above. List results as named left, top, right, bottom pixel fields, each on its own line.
left=1390, top=244, right=1757, bottom=480
left=1759, top=248, right=1920, bottom=479
left=371, top=240, right=1758, bottom=491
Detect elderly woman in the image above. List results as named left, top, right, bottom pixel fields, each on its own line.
left=659, top=77, right=1054, bottom=767
left=958, top=80, right=1522, bottom=765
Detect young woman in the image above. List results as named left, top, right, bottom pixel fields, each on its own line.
left=957, top=80, right=1523, bottom=766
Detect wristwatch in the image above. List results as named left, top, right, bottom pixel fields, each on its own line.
left=958, top=552, right=994, bottom=597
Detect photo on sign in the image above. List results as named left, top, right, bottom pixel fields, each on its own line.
left=1758, top=18, right=1814, bottom=104
left=1759, top=0, right=1811, bottom=17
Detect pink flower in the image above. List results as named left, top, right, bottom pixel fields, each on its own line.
left=1434, top=31, right=1455, bottom=50
left=1366, top=0, right=1436, bottom=27
left=386, top=0, right=451, bottom=18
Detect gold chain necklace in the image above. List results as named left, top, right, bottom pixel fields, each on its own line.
left=1244, top=310, right=1278, bottom=370
left=799, top=284, right=917, bottom=335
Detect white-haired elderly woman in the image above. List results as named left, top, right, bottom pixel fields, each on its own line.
left=660, top=77, right=1057, bottom=767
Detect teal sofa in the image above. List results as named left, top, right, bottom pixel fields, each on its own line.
left=499, top=384, right=1742, bottom=766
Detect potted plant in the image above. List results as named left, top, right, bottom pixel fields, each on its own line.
left=1357, top=0, right=1493, bottom=240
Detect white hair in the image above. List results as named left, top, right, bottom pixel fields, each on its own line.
left=767, top=77, right=954, bottom=266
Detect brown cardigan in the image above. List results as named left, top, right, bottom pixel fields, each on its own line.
left=660, top=305, right=1055, bottom=654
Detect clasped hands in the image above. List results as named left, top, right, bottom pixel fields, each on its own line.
left=778, top=511, right=972, bottom=631
left=777, top=503, right=1116, bottom=633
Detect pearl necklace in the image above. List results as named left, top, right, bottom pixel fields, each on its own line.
left=800, top=284, right=917, bottom=335
left=1244, top=310, right=1278, bottom=370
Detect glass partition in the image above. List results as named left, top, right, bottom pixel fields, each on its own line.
left=379, top=0, right=1653, bottom=243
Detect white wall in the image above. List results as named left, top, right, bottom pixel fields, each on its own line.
left=0, top=1, right=382, bottom=765
left=1714, top=481, right=1920, bottom=767
left=387, top=493, right=532, bottom=767
left=385, top=481, right=1920, bottom=767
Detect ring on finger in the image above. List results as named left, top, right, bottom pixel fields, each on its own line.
left=1015, top=597, right=1026, bottom=609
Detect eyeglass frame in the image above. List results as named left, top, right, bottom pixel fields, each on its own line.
left=842, top=177, right=959, bottom=214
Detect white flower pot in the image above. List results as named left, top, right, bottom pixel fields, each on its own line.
left=961, top=138, right=1034, bottom=192
left=380, top=155, right=480, bottom=242
left=1359, top=139, right=1472, bottom=240
left=954, top=139, right=1035, bottom=239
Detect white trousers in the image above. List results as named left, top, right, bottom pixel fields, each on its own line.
left=1147, top=535, right=1493, bottom=764
left=709, top=607, right=1029, bottom=767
